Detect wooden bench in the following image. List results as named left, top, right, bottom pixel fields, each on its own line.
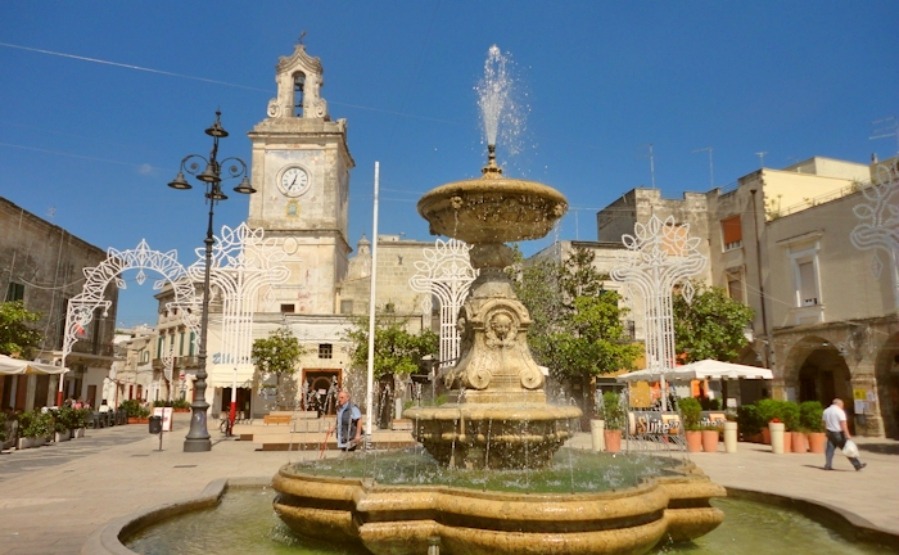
left=263, top=414, right=292, bottom=425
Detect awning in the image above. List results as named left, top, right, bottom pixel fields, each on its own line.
left=0, top=354, right=68, bottom=375
left=617, top=359, right=772, bottom=383
left=206, top=363, right=256, bottom=388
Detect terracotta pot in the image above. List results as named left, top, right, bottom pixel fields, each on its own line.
left=701, top=430, right=719, bottom=453
left=603, top=429, right=622, bottom=453
left=761, top=427, right=771, bottom=444
left=807, top=432, right=827, bottom=454
left=791, top=431, right=808, bottom=453
left=685, top=430, right=703, bottom=452
left=782, top=429, right=793, bottom=453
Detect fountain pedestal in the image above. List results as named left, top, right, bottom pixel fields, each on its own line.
left=405, top=163, right=581, bottom=469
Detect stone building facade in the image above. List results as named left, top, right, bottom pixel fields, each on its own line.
left=0, top=197, right=117, bottom=411
left=592, top=156, right=898, bottom=438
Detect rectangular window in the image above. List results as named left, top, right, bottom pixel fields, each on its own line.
left=318, top=343, right=333, bottom=359
left=798, top=260, right=818, bottom=306
left=726, top=271, right=744, bottom=302
left=5, top=282, right=25, bottom=302
left=281, top=304, right=295, bottom=313
left=157, top=337, right=164, bottom=358
left=721, top=216, right=743, bottom=250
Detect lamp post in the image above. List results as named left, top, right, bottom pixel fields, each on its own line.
left=168, top=110, right=255, bottom=452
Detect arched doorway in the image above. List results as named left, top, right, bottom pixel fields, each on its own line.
left=875, top=333, right=899, bottom=439
left=786, top=335, right=853, bottom=430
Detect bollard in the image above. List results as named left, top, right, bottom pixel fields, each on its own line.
left=590, top=419, right=605, bottom=452
left=724, top=421, right=738, bottom=453
left=769, top=421, right=785, bottom=454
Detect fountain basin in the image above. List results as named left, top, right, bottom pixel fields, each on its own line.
left=417, top=176, right=568, bottom=245
left=404, top=402, right=582, bottom=468
left=272, top=456, right=725, bottom=555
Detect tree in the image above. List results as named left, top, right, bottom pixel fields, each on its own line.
left=673, top=284, right=754, bottom=363
left=251, top=327, right=305, bottom=410
left=0, top=301, right=43, bottom=359
left=343, top=314, right=438, bottom=380
left=513, top=247, right=641, bottom=415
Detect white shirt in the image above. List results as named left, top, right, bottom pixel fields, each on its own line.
left=822, top=403, right=846, bottom=433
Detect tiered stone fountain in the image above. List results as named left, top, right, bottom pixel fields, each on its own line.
left=272, top=45, right=724, bottom=555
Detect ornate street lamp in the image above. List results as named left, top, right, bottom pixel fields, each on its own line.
left=168, top=110, right=256, bottom=452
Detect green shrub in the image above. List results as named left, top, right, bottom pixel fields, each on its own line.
left=53, top=406, right=78, bottom=433
left=172, top=398, right=191, bottom=410
left=799, top=401, right=825, bottom=432
left=737, top=404, right=762, bottom=435
left=780, top=400, right=800, bottom=431
left=19, top=409, right=53, bottom=439
left=755, top=398, right=781, bottom=424
left=599, top=391, right=626, bottom=431
left=678, top=397, right=702, bottom=431
left=119, top=399, right=142, bottom=417
left=75, top=408, right=92, bottom=429
left=0, top=412, right=8, bottom=442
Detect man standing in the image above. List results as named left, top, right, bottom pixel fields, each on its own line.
left=823, top=398, right=865, bottom=471
left=329, top=389, right=363, bottom=452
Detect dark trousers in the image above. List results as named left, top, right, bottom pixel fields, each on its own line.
left=825, top=430, right=862, bottom=469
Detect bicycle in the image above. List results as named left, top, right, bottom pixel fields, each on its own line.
left=219, top=416, right=233, bottom=437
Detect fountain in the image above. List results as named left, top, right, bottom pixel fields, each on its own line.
left=272, top=45, right=725, bottom=554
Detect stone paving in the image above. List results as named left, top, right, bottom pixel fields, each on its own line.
left=0, top=413, right=896, bottom=554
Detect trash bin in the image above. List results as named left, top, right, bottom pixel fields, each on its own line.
left=149, top=415, right=163, bottom=434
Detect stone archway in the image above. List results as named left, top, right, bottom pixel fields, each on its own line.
left=59, top=239, right=199, bottom=404
left=874, top=331, right=899, bottom=439
left=783, top=334, right=853, bottom=427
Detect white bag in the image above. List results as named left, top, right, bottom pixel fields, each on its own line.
left=842, top=439, right=859, bottom=458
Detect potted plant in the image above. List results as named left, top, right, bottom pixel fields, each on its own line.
left=17, top=409, right=52, bottom=449
left=0, top=411, right=12, bottom=451
left=800, top=401, right=827, bottom=453
left=736, top=404, right=762, bottom=443
left=599, top=391, right=625, bottom=453
left=756, top=398, right=780, bottom=444
left=72, top=407, right=91, bottom=438
left=780, top=400, right=804, bottom=453
left=52, top=406, right=76, bottom=442
left=120, top=399, right=150, bottom=424
left=679, top=397, right=703, bottom=452
left=701, top=421, right=721, bottom=453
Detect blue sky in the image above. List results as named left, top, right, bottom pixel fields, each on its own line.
left=2, top=1, right=897, bottom=328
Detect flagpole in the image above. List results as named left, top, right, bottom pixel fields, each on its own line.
left=365, top=161, right=380, bottom=449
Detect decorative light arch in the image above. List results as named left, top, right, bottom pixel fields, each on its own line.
left=611, top=215, right=707, bottom=411
left=850, top=161, right=899, bottom=311
left=59, top=239, right=200, bottom=404
left=410, top=238, right=478, bottom=368
left=186, top=222, right=289, bottom=387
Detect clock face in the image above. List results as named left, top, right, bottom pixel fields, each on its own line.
left=279, top=166, right=310, bottom=197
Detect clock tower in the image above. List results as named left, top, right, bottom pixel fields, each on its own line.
left=247, top=43, right=354, bottom=315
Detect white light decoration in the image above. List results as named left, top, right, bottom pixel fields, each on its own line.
left=60, top=239, right=200, bottom=404
left=161, top=346, right=175, bottom=402
left=185, top=222, right=290, bottom=387
left=409, top=238, right=478, bottom=368
left=611, top=215, right=707, bottom=411
left=850, top=161, right=899, bottom=311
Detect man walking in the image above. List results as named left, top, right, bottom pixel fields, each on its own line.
left=823, top=398, right=865, bottom=471
left=329, top=389, right=363, bottom=452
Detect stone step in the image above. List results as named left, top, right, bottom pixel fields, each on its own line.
left=249, top=429, right=416, bottom=452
